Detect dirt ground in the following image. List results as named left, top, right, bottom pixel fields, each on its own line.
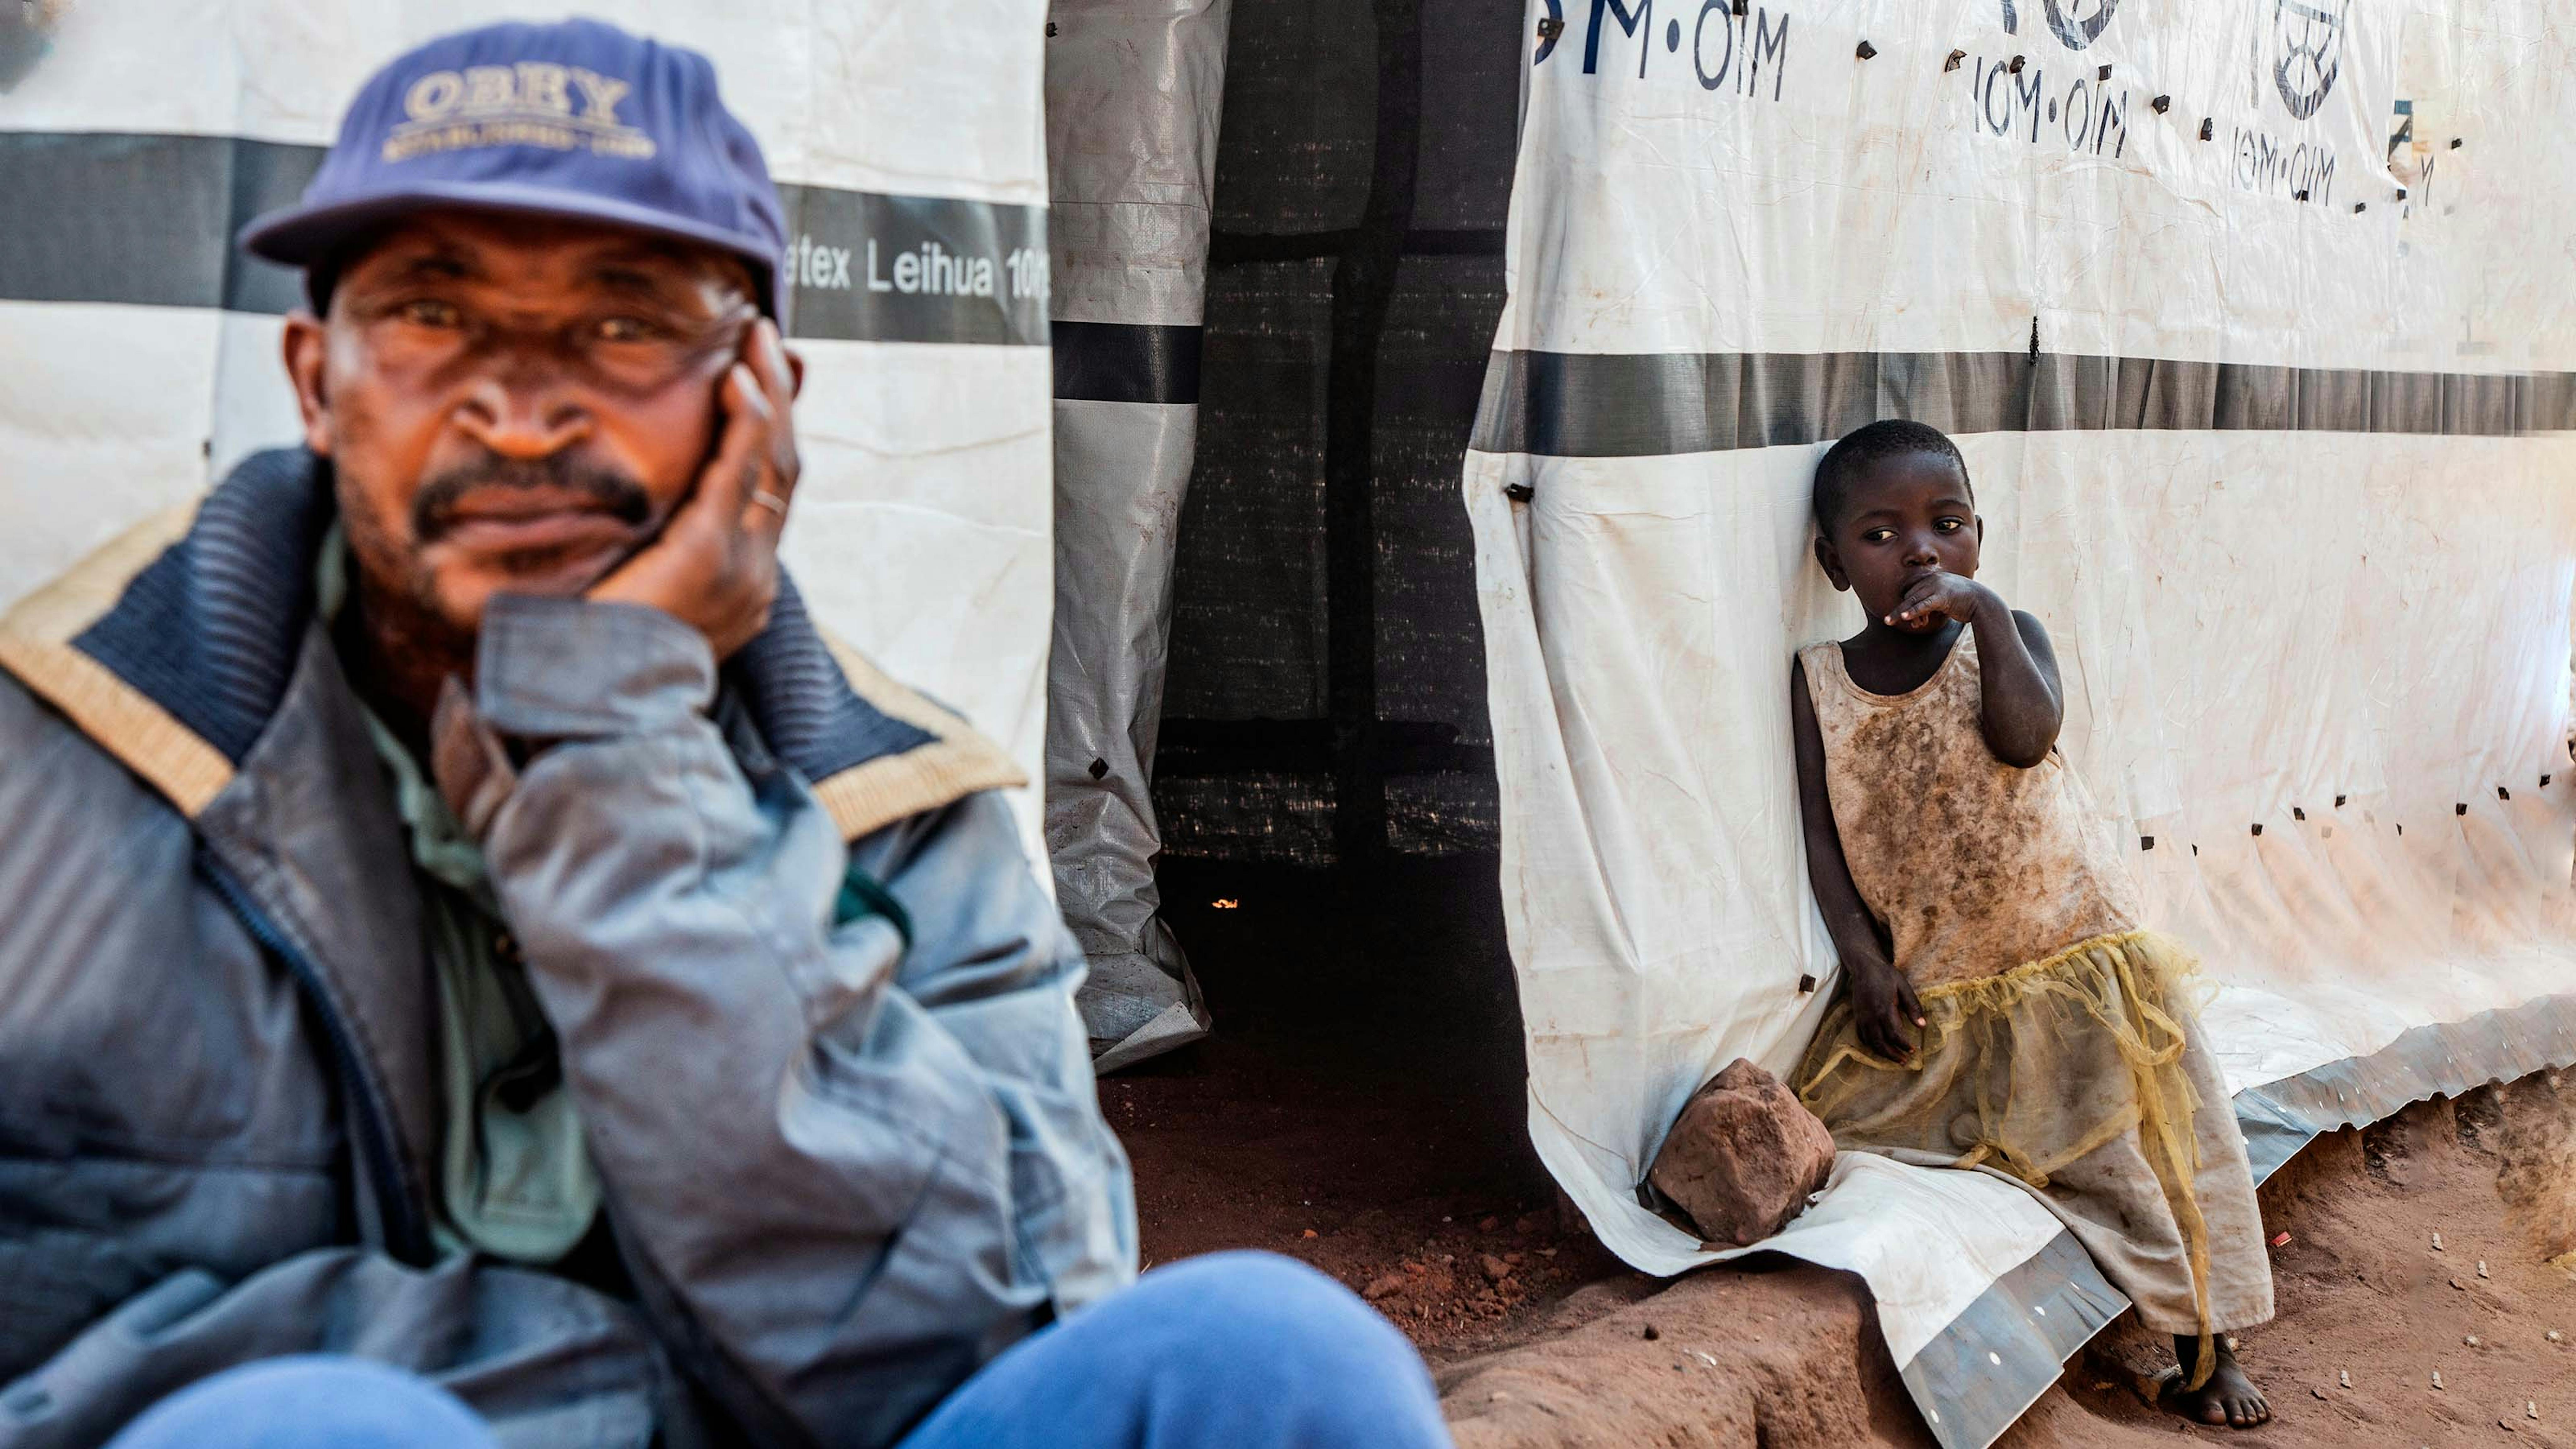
left=1118, top=858, right=1616, bottom=1355
left=1432, top=1077, right=2576, bottom=1449
left=1133, top=857, right=2576, bottom=1448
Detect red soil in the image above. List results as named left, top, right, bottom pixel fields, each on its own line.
left=1133, top=860, right=2576, bottom=1446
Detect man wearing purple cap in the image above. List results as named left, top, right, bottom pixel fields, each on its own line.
left=0, top=19, right=1450, bottom=1449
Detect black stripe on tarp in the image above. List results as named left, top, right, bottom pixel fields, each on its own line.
left=776, top=185, right=1047, bottom=347
left=0, top=130, right=1049, bottom=346
left=1051, top=320, right=1202, bottom=404
left=1896, top=1229, right=2126, bottom=1449
left=1470, top=349, right=2576, bottom=457
left=0, top=131, right=323, bottom=315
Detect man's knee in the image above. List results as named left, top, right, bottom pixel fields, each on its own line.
left=1122, top=1252, right=1449, bottom=1445
left=1134, top=1251, right=1410, bottom=1359
left=107, top=1356, right=496, bottom=1449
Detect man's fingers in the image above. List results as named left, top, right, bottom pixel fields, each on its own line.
left=746, top=318, right=799, bottom=481
left=734, top=320, right=800, bottom=531
left=755, top=317, right=795, bottom=413
left=576, top=321, right=789, bottom=661
left=693, top=359, right=765, bottom=508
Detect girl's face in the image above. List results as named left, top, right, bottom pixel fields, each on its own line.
left=1814, top=452, right=1983, bottom=631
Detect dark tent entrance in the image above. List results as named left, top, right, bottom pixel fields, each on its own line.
left=1043, top=0, right=1594, bottom=1336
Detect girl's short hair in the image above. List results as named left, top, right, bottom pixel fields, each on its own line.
left=1813, top=419, right=1971, bottom=531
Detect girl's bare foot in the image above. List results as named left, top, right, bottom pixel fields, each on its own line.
left=2158, top=1334, right=2270, bottom=1428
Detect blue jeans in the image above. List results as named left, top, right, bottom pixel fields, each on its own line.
left=103, top=1356, right=498, bottom=1449
left=107, top=1253, right=1453, bottom=1449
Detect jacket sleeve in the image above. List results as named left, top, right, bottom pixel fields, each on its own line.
left=0, top=1249, right=671, bottom=1449
left=454, top=595, right=1136, bottom=1449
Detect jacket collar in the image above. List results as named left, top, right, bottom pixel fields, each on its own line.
left=0, top=448, right=1021, bottom=840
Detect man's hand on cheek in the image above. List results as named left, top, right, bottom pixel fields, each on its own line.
left=588, top=317, right=801, bottom=661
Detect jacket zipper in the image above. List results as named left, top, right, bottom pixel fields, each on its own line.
left=201, top=855, right=433, bottom=1262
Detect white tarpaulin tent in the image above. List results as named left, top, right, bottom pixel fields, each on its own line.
left=0, top=0, right=1058, bottom=859
left=1468, top=0, right=2576, bottom=1442
left=1045, top=0, right=1228, bottom=1069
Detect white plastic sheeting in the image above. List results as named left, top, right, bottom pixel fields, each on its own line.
left=1044, top=0, right=1229, bottom=1070
left=1469, top=1, right=2576, bottom=1442
left=0, top=0, right=1058, bottom=857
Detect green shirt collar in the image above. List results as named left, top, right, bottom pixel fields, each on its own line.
left=316, top=523, right=492, bottom=904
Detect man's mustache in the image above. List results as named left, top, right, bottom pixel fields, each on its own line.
left=413, top=453, right=653, bottom=542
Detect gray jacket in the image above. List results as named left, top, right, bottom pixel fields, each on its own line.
left=0, top=451, right=1135, bottom=1448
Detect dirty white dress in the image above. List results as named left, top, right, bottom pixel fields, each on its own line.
left=1792, top=631, right=2274, bottom=1377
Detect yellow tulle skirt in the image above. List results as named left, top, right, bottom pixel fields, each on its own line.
left=1796, top=930, right=2226, bottom=1387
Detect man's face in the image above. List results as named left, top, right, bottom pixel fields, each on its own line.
left=283, top=209, right=759, bottom=641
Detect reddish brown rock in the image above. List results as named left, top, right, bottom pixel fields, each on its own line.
left=1646, top=1058, right=1837, bottom=1248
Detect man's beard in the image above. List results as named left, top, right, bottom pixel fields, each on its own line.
left=335, top=451, right=659, bottom=706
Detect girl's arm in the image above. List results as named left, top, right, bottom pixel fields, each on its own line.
left=1889, top=577, right=2064, bottom=767
left=1790, top=657, right=1924, bottom=1062
left=1976, top=605, right=2065, bottom=766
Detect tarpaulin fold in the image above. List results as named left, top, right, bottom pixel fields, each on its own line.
left=1043, top=0, right=1230, bottom=1070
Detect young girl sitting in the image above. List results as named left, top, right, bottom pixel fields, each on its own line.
left=1786, top=420, right=2274, bottom=1428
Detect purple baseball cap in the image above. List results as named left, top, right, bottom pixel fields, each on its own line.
left=240, top=18, right=788, bottom=315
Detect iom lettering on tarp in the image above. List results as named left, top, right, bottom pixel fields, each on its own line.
left=1968, top=0, right=2132, bottom=157
left=2230, top=126, right=2337, bottom=205
left=777, top=187, right=1049, bottom=346
left=1539, top=0, right=1793, bottom=105
left=2226, top=0, right=2350, bottom=207
left=1966, top=53, right=2131, bottom=156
